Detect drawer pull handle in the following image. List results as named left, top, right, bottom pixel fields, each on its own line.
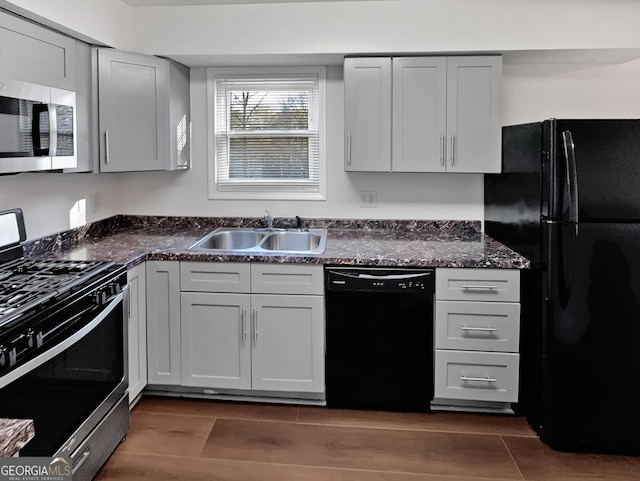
left=460, top=374, right=497, bottom=383
left=460, top=284, right=499, bottom=290
left=460, top=325, right=498, bottom=332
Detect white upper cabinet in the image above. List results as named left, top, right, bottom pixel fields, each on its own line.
left=345, top=55, right=502, bottom=173
left=445, top=56, right=502, bottom=173
left=344, top=57, right=392, bottom=172
left=0, top=11, right=76, bottom=90
left=97, top=48, right=190, bottom=172
left=392, top=57, right=447, bottom=172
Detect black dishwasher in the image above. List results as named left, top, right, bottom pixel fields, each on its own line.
left=325, top=266, right=435, bottom=413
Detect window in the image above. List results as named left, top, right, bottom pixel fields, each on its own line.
left=207, top=67, right=326, bottom=200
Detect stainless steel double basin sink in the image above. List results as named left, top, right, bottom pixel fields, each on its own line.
left=189, top=227, right=328, bottom=255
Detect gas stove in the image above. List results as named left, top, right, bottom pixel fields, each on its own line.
left=0, top=208, right=129, bottom=476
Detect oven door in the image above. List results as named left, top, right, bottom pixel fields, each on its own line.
left=0, top=288, right=128, bottom=457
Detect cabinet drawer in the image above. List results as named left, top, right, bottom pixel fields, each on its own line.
left=436, top=268, right=520, bottom=302
left=435, top=301, right=520, bottom=352
left=180, top=262, right=250, bottom=293
left=251, top=264, right=323, bottom=295
left=434, top=350, right=519, bottom=402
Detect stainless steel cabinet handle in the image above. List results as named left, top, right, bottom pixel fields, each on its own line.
left=460, top=374, right=497, bottom=383
left=347, top=133, right=352, bottom=165
left=440, top=135, right=445, bottom=166
left=460, top=284, right=498, bottom=290
left=127, top=282, right=132, bottom=320
left=460, top=325, right=498, bottom=332
left=450, top=134, right=455, bottom=166
left=241, top=307, right=247, bottom=340
left=105, top=130, right=110, bottom=164
left=253, top=307, right=258, bottom=342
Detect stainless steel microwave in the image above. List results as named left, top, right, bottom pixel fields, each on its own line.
left=0, top=78, right=77, bottom=173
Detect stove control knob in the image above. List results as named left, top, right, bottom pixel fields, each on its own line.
left=8, top=348, right=16, bottom=367
left=92, top=290, right=107, bottom=306
left=0, top=346, right=5, bottom=367
left=107, top=283, right=121, bottom=297
left=27, top=329, right=35, bottom=348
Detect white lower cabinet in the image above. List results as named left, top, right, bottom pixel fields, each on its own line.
left=180, top=292, right=251, bottom=390
left=180, top=290, right=325, bottom=393
left=433, top=268, right=521, bottom=410
left=249, top=294, right=324, bottom=392
left=154, top=261, right=326, bottom=396
left=146, top=261, right=182, bottom=385
left=127, top=263, right=147, bottom=405
left=434, top=350, right=519, bottom=403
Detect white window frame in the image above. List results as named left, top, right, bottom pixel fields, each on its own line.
left=207, top=66, right=326, bottom=200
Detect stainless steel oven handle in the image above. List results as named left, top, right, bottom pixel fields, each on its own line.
left=0, top=290, right=125, bottom=390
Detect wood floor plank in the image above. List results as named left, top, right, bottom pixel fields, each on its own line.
left=200, top=418, right=522, bottom=479
left=135, top=396, right=299, bottom=422
left=503, top=435, right=640, bottom=481
left=118, top=411, right=215, bottom=456
left=95, top=452, right=523, bottom=481
left=299, top=406, right=536, bottom=437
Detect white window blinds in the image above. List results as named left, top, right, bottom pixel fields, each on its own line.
left=213, top=73, right=321, bottom=194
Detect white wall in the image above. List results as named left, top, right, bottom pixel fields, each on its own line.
left=0, top=172, right=124, bottom=239
left=503, top=59, right=640, bottom=124
left=2, top=1, right=640, bottom=240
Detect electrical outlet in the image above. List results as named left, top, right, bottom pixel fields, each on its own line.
left=89, top=193, right=100, bottom=213
left=359, top=190, right=377, bottom=208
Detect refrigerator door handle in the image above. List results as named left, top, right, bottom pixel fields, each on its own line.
left=562, top=130, right=579, bottom=235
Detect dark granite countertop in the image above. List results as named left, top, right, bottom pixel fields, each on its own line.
left=0, top=418, right=35, bottom=457
left=23, top=216, right=529, bottom=270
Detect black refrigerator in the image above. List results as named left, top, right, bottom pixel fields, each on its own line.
left=485, top=119, right=640, bottom=455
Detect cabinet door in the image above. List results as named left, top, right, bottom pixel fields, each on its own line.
left=392, top=57, right=447, bottom=172
left=446, top=56, right=502, bottom=173
left=127, top=263, right=147, bottom=405
left=0, top=11, right=76, bottom=90
left=97, top=49, right=169, bottom=172
left=146, top=261, right=181, bottom=385
left=344, top=57, right=391, bottom=172
left=181, top=292, right=251, bottom=390
left=251, top=295, right=325, bottom=393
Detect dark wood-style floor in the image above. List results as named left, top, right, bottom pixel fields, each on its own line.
left=95, top=397, right=640, bottom=481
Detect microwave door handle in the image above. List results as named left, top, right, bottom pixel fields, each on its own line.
left=31, top=103, right=43, bottom=155
left=48, top=104, right=58, bottom=157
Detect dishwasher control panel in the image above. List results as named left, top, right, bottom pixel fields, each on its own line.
left=325, top=267, right=434, bottom=293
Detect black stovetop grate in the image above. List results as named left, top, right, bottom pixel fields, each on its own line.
left=0, top=258, right=113, bottom=322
